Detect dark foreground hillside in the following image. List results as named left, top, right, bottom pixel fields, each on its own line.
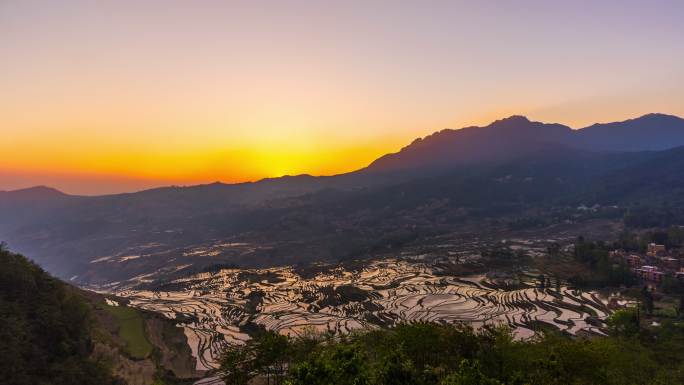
left=0, top=245, right=120, bottom=385
left=0, top=245, right=200, bottom=385
left=220, top=319, right=684, bottom=385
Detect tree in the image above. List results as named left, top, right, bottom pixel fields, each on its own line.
left=220, top=343, right=255, bottom=385
left=287, top=343, right=371, bottom=385
left=253, top=330, right=290, bottom=384
left=547, top=243, right=561, bottom=256
left=641, top=286, right=654, bottom=316
left=538, top=274, right=546, bottom=290
left=661, top=273, right=684, bottom=295
left=607, top=308, right=640, bottom=337
left=440, top=360, right=500, bottom=385
left=394, top=322, right=448, bottom=371
left=217, top=312, right=684, bottom=385
left=375, top=349, right=418, bottom=385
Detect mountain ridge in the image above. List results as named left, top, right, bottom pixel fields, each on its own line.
left=0, top=185, right=68, bottom=198
left=2, top=147, right=684, bottom=285
left=5, top=112, right=683, bottom=198
left=365, top=112, right=684, bottom=173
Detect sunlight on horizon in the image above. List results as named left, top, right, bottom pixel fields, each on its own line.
left=2, top=0, right=683, bottom=194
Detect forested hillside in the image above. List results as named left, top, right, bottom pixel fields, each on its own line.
left=0, top=244, right=121, bottom=385
left=0, top=245, right=199, bottom=385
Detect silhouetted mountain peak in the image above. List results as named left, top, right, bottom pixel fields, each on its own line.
left=365, top=113, right=684, bottom=173
left=0, top=186, right=68, bottom=201
left=365, top=115, right=575, bottom=173
left=582, top=113, right=683, bottom=129
left=489, top=115, right=531, bottom=127
left=574, top=112, right=684, bottom=151
left=638, top=112, right=681, bottom=120
left=485, top=115, right=572, bottom=139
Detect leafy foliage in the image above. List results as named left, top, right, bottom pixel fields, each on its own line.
left=220, top=321, right=684, bottom=385
left=569, top=238, right=636, bottom=288
left=0, top=245, right=120, bottom=385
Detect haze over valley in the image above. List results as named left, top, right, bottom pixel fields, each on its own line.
left=2, top=113, right=683, bottom=286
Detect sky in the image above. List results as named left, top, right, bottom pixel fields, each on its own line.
left=2, top=0, right=683, bottom=195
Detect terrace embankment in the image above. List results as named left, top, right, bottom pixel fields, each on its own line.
left=85, top=291, right=203, bottom=384
left=113, top=259, right=629, bottom=371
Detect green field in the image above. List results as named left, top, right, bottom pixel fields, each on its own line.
left=105, top=305, right=153, bottom=359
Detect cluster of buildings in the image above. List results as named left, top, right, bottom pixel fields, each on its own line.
left=611, top=243, right=684, bottom=284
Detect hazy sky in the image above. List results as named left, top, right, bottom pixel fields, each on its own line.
left=2, top=0, right=683, bottom=194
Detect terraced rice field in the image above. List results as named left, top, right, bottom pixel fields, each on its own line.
left=104, top=304, right=154, bottom=359
left=115, top=260, right=618, bottom=371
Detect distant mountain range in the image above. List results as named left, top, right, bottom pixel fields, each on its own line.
left=4, top=113, right=683, bottom=199
left=3, top=113, right=684, bottom=285
left=366, top=113, right=684, bottom=173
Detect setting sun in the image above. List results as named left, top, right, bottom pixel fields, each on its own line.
left=2, top=1, right=683, bottom=194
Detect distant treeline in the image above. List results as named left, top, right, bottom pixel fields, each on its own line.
left=616, top=226, right=684, bottom=251
left=219, top=316, right=684, bottom=385
left=568, top=237, right=636, bottom=289
left=624, top=206, right=684, bottom=229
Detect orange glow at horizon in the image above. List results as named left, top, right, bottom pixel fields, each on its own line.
left=1, top=119, right=412, bottom=194
left=2, top=1, right=683, bottom=194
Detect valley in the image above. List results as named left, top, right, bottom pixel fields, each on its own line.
left=3, top=113, right=683, bottom=384
left=111, top=255, right=625, bottom=372
left=5, top=3, right=684, bottom=382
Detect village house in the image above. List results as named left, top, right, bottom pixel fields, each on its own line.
left=647, top=243, right=667, bottom=257
left=676, top=269, right=684, bottom=282
left=661, top=257, right=680, bottom=270
left=609, top=249, right=626, bottom=259
left=633, top=265, right=664, bottom=283
left=626, top=254, right=643, bottom=268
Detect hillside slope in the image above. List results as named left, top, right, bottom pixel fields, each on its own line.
left=0, top=246, right=200, bottom=385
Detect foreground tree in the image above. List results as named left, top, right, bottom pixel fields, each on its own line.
left=441, top=360, right=500, bottom=385
left=219, top=321, right=684, bottom=385
left=253, top=330, right=290, bottom=384
left=219, top=343, right=254, bottom=385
